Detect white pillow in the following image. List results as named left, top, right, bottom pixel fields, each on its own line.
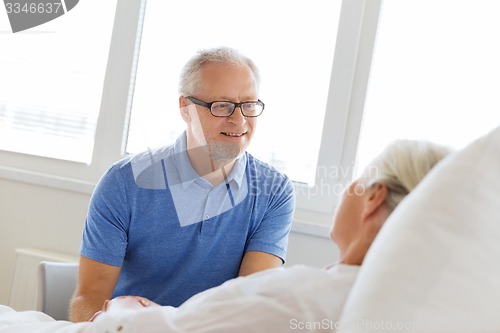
left=338, top=126, right=500, bottom=333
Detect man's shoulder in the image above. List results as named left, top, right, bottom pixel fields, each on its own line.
left=103, top=145, right=176, bottom=181
left=100, top=145, right=175, bottom=189
left=115, top=145, right=174, bottom=168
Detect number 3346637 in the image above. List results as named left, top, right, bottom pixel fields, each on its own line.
left=5, top=2, right=63, bottom=14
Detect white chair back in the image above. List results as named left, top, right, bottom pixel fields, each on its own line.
left=37, top=261, right=78, bottom=321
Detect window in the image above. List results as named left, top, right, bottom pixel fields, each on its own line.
left=6, top=0, right=495, bottom=231
left=356, top=0, right=500, bottom=174
left=0, top=0, right=393, bottom=233
left=126, top=0, right=342, bottom=186
left=0, top=0, right=116, bottom=163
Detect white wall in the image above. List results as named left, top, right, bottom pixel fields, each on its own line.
left=0, top=177, right=338, bottom=306
left=286, top=231, right=339, bottom=268
left=0, top=178, right=88, bottom=305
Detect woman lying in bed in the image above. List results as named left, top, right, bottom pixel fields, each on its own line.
left=0, top=139, right=452, bottom=333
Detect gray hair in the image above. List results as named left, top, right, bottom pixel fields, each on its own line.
left=178, top=46, right=261, bottom=96
left=365, top=139, right=453, bottom=212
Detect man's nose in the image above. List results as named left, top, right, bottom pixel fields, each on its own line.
left=228, top=106, right=246, bottom=125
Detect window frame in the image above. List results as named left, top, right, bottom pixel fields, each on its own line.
left=293, top=0, right=381, bottom=226
left=0, top=0, right=144, bottom=192
left=0, top=0, right=381, bottom=235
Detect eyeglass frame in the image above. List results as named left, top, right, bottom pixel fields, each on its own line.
left=185, top=96, right=265, bottom=117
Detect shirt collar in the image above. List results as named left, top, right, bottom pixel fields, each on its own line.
left=173, top=132, right=247, bottom=189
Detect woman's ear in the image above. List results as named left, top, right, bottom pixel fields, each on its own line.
left=361, top=183, right=389, bottom=221
left=179, top=96, right=191, bottom=123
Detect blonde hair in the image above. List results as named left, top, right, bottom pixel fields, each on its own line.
left=178, top=46, right=261, bottom=96
left=365, top=140, right=453, bottom=212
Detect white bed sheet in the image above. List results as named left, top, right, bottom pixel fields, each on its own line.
left=1, top=264, right=359, bottom=333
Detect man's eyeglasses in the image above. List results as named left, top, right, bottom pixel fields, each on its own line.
left=186, top=96, right=265, bottom=117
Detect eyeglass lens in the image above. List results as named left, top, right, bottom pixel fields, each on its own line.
left=211, top=102, right=263, bottom=117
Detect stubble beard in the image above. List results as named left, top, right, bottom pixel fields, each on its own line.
left=208, top=140, right=244, bottom=165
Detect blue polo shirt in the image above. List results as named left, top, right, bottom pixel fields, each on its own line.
left=81, top=132, right=295, bottom=306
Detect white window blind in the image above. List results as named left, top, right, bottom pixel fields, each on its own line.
left=0, top=0, right=117, bottom=163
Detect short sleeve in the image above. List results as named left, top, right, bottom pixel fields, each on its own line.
left=245, top=173, right=295, bottom=262
left=80, top=165, right=130, bottom=266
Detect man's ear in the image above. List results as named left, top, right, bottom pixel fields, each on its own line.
left=179, top=96, right=191, bottom=123
left=361, top=183, right=389, bottom=221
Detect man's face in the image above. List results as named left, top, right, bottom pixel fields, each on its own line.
left=181, top=62, right=259, bottom=164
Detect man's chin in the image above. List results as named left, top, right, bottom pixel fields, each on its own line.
left=210, top=141, right=244, bottom=163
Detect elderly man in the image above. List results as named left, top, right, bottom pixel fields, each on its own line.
left=70, top=47, right=295, bottom=322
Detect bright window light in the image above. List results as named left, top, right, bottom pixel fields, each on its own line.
left=357, top=0, right=500, bottom=173
left=126, top=0, right=342, bottom=185
left=0, top=1, right=116, bottom=163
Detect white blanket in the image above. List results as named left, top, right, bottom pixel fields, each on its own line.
left=0, top=265, right=359, bottom=333
left=0, top=306, right=85, bottom=332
